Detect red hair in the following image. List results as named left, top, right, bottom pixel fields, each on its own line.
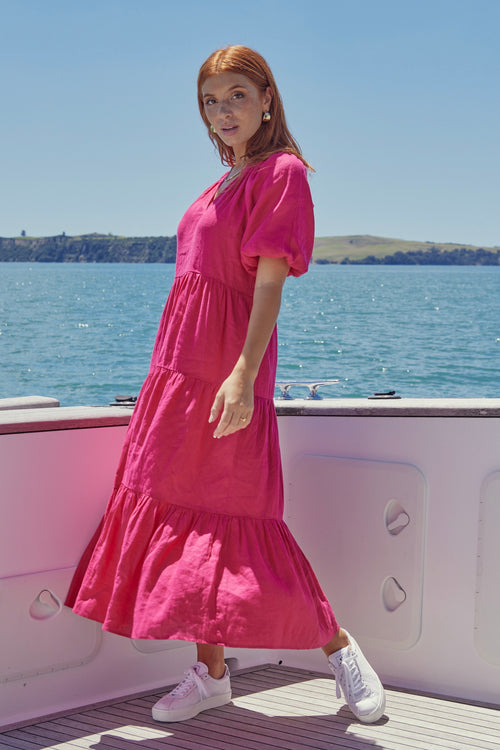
left=197, top=45, right=312, bottom=169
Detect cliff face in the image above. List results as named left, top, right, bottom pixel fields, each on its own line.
left=0, top=234, right=177, bottom=262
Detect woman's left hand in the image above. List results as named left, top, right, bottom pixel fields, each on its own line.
left=208, top=257, right=288, bottom=439
left=209, top=369, right=255, bottom=438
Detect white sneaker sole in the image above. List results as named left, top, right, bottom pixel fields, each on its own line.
left=339, top=631, right=386, bottom=724
left=152, top=690, right=232, bottom=722
left=358, top=689, right=386, bottom=724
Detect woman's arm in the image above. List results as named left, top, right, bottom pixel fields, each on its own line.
left=209, top=255, right=289, bottom=438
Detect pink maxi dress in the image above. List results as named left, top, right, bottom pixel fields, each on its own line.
left=66, top=151, right=339, bottom=649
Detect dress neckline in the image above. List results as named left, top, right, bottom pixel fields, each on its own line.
left=207, top=152, right=286, bottom=207
left=208, top=170, right=240, bottom=207
left=213, top=171, right=231, bottom=200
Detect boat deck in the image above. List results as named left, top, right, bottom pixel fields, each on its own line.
left=1, top=664, right=499, bottom=750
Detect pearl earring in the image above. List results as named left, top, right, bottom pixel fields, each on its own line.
left=210, top=124, right=216, bottom=134
left=262, top=112, right=271, bottom=122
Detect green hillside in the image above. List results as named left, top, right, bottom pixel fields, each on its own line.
left=313, top=235, right=500, bottom=264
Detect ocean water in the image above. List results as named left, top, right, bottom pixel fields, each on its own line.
left=0, top=263, right=498, bottom=406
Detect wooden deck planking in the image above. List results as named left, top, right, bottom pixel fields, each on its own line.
left=1, top=664, right=499, bottom=750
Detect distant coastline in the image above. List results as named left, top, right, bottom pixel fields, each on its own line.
left=0, top=234, right=177, bottom=264
left=0, top=233, right=498, bottom=265
left=313, top=235, right=500, bottom=265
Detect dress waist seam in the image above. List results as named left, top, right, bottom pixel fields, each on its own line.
left=174, top=269, right=254, bottom=298
left=119, top=482, right=283, bottom=523
left=147, top=363, right=275, bottom=401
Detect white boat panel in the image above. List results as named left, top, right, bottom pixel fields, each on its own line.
left=475, top=471, right=500, bottom=666
left=0, top=568, right=101, bottom=684
left=277, top=414, right=500, bottom=705
left=0, top=427, right=127, bottom=579
left=287, top=455, right=426, bottom=650
left=1, top=401, right=499, bottom=727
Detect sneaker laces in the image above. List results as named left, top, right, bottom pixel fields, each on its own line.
left=170, top=666, right=205, bottom=698
left=335, top=650, right=370, bottom=702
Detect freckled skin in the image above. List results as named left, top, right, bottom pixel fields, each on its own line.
left=201, top=72, right=272, bottom=164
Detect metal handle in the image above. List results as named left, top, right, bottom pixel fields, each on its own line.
left=275, top=380, right=340, bottom=400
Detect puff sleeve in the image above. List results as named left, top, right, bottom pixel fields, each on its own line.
left=240, top=153, right=314, bottom=278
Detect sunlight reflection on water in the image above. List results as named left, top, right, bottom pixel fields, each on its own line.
left=1, top=264, right=498, bottom=405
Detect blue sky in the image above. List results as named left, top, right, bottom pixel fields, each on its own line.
left=1, top=0, right=499, bottom=246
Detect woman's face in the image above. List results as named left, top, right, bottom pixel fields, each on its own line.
left=201, top=72, right=272, bottom=163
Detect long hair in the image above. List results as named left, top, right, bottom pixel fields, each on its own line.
left=197, top=45, right=312, bottom=170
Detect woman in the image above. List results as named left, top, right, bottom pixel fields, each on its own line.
left=66, top=45, right=386, bottom=725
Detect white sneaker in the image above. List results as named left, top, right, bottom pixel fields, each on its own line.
left=328, top=631, right=386, bottom=723
left=152, top=661, right=232, bottom=722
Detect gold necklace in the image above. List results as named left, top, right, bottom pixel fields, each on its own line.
left=215, top=165, right=242, bottom=198
left=224, top=165, right=242, bottom=184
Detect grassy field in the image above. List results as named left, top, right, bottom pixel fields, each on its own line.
left=312, top=235, right=496, bottom=263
